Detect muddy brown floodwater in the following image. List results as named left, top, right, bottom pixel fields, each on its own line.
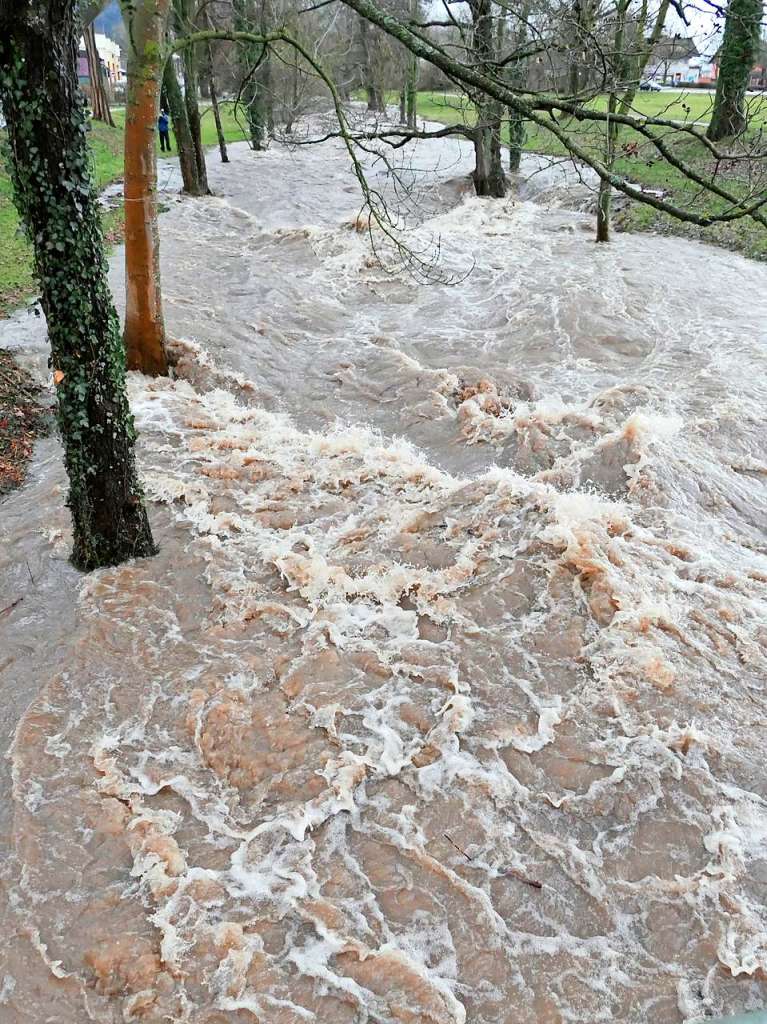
left=1, top=121, right=767, bottom=1024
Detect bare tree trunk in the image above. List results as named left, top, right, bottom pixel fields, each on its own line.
left=707, top=0, right=762, bottom=141
left=259, top=0, right=275, bottom=137
left=206, top=42, right=229, bottom=162
left=596, top=101, right=616, bottom=242
left=234, top=0, right=267, bottom=149
left=122, top=0, right=170, bottom=375
left=163, top=56, right=205, bottom=193
left=596, top=0, right=669, bottom=242
left=359, top=16, right=386, bottom=113
left=180, top=19, right=210, bottom=194
left=84, top=21, right=116, bottom=126
left=0, top=0, right=157, bottom=569
left=470, top=0, right=506, bottom=197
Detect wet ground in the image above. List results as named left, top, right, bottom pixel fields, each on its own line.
left=1, top=124, right=767, bottom=1023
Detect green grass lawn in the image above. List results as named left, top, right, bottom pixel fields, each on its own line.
left=0, top=118, right=126, bottom=317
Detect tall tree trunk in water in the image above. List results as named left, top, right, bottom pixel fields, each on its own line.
left=182, top=45, right=210, bottom=191
left=595, top=98, right=617, bottom=242
left=0, top=0, right=156, bottom=569
left=508, top=113, right=525, bottom=171
left=122, top=0, right=170, bottom=374
left=359, top=16, right=385, bottom=112
left=506, top=4, right=530, bottom=173
left=162, top=56, right=204, bottom=193
left=405, top=0, right=419, bottom=129
left=206, top=42, right=229, bottom=162
left=470, top=0, right=506, bottom=197
left=234, top=0, right=266, bottom=149
left=176, top=0, right=210, bottom=194
left=399, top=86, right=407, bottom=124
left=707, top=0, right=762, bottom=141
left=595, top=0, right=669, bottom=242
left=259, top=0, right=275, bottom=138
left=84, top=22, right=116, bottom=126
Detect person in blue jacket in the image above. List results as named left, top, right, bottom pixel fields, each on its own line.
left=158, top=109, right=171, bottom=152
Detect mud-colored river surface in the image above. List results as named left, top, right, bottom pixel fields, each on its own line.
left=1, top=125, right=767, bottom=1023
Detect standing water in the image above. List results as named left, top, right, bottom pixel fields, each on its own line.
left=1, top=126, right=767, bottom=1024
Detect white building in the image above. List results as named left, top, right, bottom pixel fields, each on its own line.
left=79, top=32, right=124, bottom=83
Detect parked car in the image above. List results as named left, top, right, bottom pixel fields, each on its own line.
left=639, top=80, right=663, bottom=92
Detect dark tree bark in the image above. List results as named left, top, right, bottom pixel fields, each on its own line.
left=234, top=0, right=267, bottom=149
left=163, top=56, right=206, bottom=193
left=469, top=0, right=506, bottom=197
left=176, top=0, right=211, bottom=194
left=405, top=0, right=419, bottom=129
left=0, top=0, right=157, bottom=570
left=359, top=15, right=386, bottom=112
left=206, top=41, right=229, bottom=162
left=84, top=21, right=116, bottom=125
left=707, top=0, right=762, bottom=141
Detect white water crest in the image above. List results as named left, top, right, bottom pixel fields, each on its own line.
left=1, top=122, right=767, bottom=1023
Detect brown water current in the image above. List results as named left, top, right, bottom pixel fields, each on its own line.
left=1, top=125, right=767, bottom=1024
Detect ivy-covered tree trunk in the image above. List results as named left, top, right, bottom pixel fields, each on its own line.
left=0, top=0, right=157, bottom=570
left=122, top=0, right=171, bottom=374
left=707, top=0, right=762, bottom=141
left=162, top=56, right=204, bottom=194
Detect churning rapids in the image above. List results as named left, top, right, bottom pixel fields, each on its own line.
left=1, top=121, right=767, bottom=1024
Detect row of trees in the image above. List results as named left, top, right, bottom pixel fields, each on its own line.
left=0, top=0, right=764, bottom=570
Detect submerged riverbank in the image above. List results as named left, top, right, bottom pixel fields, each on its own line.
left=1, top=131, right=767, bottom=1024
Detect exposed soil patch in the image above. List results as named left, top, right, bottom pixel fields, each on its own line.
left=0, top=348, right=51, bottom=496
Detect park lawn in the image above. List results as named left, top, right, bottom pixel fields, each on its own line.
left=109, top=101, right=253, bottom=155
left=0, top=118, right=126, bottom=317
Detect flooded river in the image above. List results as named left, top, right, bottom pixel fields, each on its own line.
left=1, top=124, right=767, bottom=1023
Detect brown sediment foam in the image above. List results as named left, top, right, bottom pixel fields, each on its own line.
left=3, top=132, right=767, bottom=1023
left=2, top=367, right=766, bottom=1024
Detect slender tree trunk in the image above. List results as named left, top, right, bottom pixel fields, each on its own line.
left=707, top=0, right=762, bottom=141
left=180, top=24, right=210, bottom=193
left=122, top=0, right=170, bottom=375
left=506, top=5, right=530, bottom=174
left=508, top=112, right=525, bottom=171
left=84, top=22, right=116, bottom=126
left=206, top=42, right=229, bottom=162
left=596, top=99, right=617, bottom=242
left=0, top=0, right=156, bottom=570
left=399, top=86, right=406, bottom=124
left=470, top=0, right=506, bottom=197
left=596, top=0, right=669, bottom=241
left=359, top=16, right=386, bottom=113
left=405, top=0, right=419, bottom=128
left=162, top=56, right=204, bottom=193
left=259, top=0, right=275, bottom=137
left=234, top=0, right=267, bottom=149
